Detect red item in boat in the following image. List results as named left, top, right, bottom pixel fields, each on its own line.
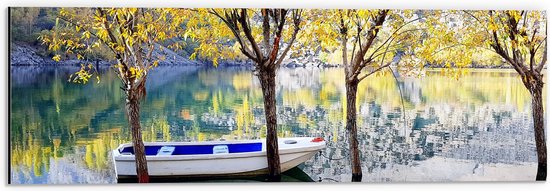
left=311, top=137, right=324, bottom=142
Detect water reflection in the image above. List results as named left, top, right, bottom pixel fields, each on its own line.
left=10, top=66, right=542, bottom=183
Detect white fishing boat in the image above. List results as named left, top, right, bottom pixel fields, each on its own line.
left=112, top=137, right=326, bottom=179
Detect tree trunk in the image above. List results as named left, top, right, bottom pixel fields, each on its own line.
left=345, top=78, right=362, bottom=182
left=258, top=69, right=281, bottom=182
left=530, top=83, right=547, bottom=181
left=126, top=90, right=150, bottom=183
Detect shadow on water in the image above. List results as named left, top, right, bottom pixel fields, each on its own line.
left=116, top=166, right=314, bottom=183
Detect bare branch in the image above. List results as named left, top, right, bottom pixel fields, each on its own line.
left=238, top=9, right=264, bottom=63
left=357, top=61, right=392, bottom=82
left=356, top=26, right=397, bottom=80
left=262, top=9, right=271, bottom=56
left=275, top=9, right=302, bottom=67
left=351, top=10, right=388, bottom=73
left=536, top=21, right=547, bottom=72
left=369, top=17, right=422, bottom=59
left=463, top=10, right=491, bottom=35
left=266, top=9, right=290, bottom=67
left=208, top=9, right=257, bottom=62
left=366, top=28, right=424, bottom=66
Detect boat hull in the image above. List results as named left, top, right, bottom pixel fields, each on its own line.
left=112, top=137, right=325, bottom=178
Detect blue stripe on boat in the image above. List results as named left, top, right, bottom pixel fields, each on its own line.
left=119, top=142, right=263, bottom=155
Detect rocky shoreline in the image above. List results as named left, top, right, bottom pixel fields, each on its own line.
left=10, top=43, right=520, bottom=69
left=9, top=43, right=203, bottom=67
left=10, top=43, right=111, bottom=66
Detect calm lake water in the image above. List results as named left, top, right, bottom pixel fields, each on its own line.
left=9, top=66, right=544, bottom=184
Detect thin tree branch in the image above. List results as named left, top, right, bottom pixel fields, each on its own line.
left=365, top=28, right=425, bottom=66
left=357, top=62, right=392, bottom=82
left=536, top=19, right=547, bottom=72
left=275, top=9, right=302, bottom=67
left=352, top=10, right=388, bottom=74
left=208, top=9, right=257, bottom=62
left=463, top=10, right=491, bottom=35
left=238, top=8, right=264, bottom=63
left=262, top=9, right=271, bottom=56
left=369, top=17, right=422, bottom=59
left=57, top=10, right=122, bottom=62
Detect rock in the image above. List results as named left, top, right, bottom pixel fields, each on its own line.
left=10, top=43, right=52, bottom=65
left=152, top=44, right=200, bottom=66
left=10, top=43, right=113, bottom=66
left=10, top=43, right=202, bottom=66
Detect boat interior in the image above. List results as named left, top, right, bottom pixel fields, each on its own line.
left=118, top=142, right=263, bottom=156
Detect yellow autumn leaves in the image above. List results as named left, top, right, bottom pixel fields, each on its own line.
left=41, top=9, right=546, bottom=85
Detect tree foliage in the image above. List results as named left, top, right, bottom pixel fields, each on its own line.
left=40, top=8, right=180, bottom=85
left=40, top=7, right=185, bottom=183
left=32, top=8, right=547, bottom=182
left=173, top=8, right=303, bottom=69
left=299, top=9, right=426, bottom=181
left=301, top=9, right=426, bottom=81
left=428, top=10, right=547, bottom=180
left=171, top=8, right=304, bottom=181
left=10, top=8, right=41, bottom=42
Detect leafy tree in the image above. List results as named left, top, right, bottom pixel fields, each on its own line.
left=40, top=8, right=179, bottom=183
left=301, top=9, right=423, bottom=181
left=176, top=8, right=302, bottom=181
left=425, top=10, right=547, bottom=181
left=10, top=7, right=40, bottom=42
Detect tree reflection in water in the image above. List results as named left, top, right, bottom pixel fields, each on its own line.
left=10, top=66, right=543, bottom=183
